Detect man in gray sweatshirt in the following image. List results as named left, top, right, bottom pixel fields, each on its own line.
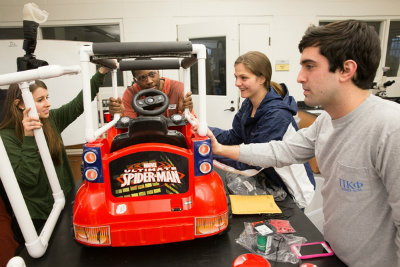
left=208, top=20, right=400, bottom=267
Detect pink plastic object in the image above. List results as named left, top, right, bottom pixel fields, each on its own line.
left=232, top=253, right=271, bottom=267
left=291, top=241, right=334, bottom=260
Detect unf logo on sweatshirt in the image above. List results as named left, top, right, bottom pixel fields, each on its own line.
left=339, top=178, right=364, bottom=192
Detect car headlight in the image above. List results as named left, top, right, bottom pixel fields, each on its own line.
left=195, top=212, right=228, bottom=235
left=199, top=161, right=212, bottom=174
left=198, top=143, right=211, bottom=156
left=74, top=224, right=111, bottom=245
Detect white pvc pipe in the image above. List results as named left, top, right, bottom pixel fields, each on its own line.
left=0, top=65, right=81, bottom=258
left=80, top=45, right=96, bottom=142
left=192, top=44, right=207, bottom=136
left=6, top=256, right=26, bottom=267
left=0, top=65, right=80, bottom=86
left=0, top=133, right=64, bottom=258
left=0, top=138, right=39, bottom=253
left=17, top=81, right=65, bottom=258
left=183, top=68, right=197, bottom=126
left=111, top=68, right=119, bottom=99
left=93, top=68, right=120, bottom=138
left=81, top=45, right=120, bottom=142
left=38, top=196, right=64, bottom=248
left=19, top=81, right=65, bottom=205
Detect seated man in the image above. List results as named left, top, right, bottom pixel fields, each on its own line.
left=111, top=68, right=193, bottom=118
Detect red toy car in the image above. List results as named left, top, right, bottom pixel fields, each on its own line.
left=73, top=42, right=231, bottom=247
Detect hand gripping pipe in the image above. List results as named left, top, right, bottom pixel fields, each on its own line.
left=94, top=68, right=120, bottom=137
left=80, top=45, right=120, bottom=142
left=0, top=65, right=80, bottom=258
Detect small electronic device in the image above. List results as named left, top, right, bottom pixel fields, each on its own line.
left=290, top=241, right=334, bottom=259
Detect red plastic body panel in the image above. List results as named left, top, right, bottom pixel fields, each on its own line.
left=73, top=125, right=228, bottom=247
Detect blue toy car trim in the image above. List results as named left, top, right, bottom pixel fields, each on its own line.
left=193, top=139, right=213, bottom=176
left=82, top=145, right=104, bottom=183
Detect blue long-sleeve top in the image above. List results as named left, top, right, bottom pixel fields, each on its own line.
left=210, top=84, right=315, bottom=189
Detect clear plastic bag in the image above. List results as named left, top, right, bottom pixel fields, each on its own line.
left=226, top=172, right=287, bottom=201
left=236, top=221, right=307, bottom=264
left=226, top=172, right=263, bottom=195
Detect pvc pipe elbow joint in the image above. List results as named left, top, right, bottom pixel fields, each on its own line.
left=25, top=237, right=47, bottom=258
left=52, top=191, right=65, bottom=208
left=80, top=45, right=93, bottom=62
left=192, top=44, right=207, bottom=59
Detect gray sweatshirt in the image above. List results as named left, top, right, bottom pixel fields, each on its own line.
left=239, top=95, right=400, bottom=267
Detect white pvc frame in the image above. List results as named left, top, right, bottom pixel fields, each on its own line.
left=191, top=44, right=208, bottom=136
left=0, top=42, right=207, bottom=262
left=80, top=43, right=207, bottom=142
left=0, top=65, right=80, bottom=258
left=80, top=46, right=120, bottom=143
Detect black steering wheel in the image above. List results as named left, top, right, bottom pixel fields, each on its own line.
left=132, top=89, right=169, bottom=116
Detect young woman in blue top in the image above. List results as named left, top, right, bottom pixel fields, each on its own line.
left=210, top=51, right=315, bottom=196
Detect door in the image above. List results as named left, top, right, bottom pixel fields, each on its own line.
left=239, top=23, right=271, bottom=103
left=239, top=24, right=270, bottom=55
left=178, top=22, right=239, bottom=130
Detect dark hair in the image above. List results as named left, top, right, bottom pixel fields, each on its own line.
left=235, top=51, right=285, bottom=97
left=298, top=20, right=381, bottom=89
left=0, top=80, right=63, bottom=165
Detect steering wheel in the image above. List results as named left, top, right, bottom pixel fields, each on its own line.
left=132, top=89, right=169, bottom=116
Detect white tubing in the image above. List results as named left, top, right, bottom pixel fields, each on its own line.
left=20, top=82, right=66, bottom=257
left=19, top=82, right=65, bottom=203
left=92, top=66, right=120, bottom=140
left=0, top=65, right=82, bottom=258
left=192, top=44, right=207, bottom=136
left=111, top=68, right=118, bottom=99
left=80, top=45, right=96, bottom=142
left=39, top=191, right=65, bottom=244
left=6, top=256, right=26, bottom=267
left=0, top=137, right=38, bottom=249
left=0, top=135, right=65, bottom=258
left=183, top=68, right=196, bottom=126
left=80, top=45, right=118, bottom=142
left=94, top=114, right=119, bottom=138
left=0, top=65, right=80, bottom=86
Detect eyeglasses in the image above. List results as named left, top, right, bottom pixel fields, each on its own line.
left=134, top=71, right=158, bottom=83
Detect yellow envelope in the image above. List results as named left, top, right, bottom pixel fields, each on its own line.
left=229, top=195, right=282, bottom=214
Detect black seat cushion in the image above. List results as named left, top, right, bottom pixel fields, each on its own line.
left=110, top=116, right=188, bottom=153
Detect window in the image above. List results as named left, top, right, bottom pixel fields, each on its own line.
left=42, top=24, right=122, bottom=86
left=0, top=24, right=123, bottom=86
left=189, top=37, right=226, bottom=96
left=385, top=21, right=400, bottom=77
left=0, top=27, right=24, bottom=39
left=41, top=25, right=120, bottom=42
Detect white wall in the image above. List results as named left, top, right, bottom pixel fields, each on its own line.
left=1, top=0, right=400, bottom=101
